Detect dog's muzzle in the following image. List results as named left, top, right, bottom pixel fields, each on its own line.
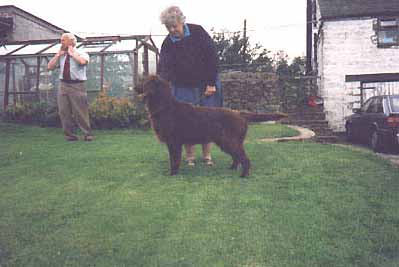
left=136, top=92, right=149, bottom=101
left=136, top=93, right=145, bottom=101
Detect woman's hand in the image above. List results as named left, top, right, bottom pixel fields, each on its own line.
left=204, top=85, right=216, bottom=96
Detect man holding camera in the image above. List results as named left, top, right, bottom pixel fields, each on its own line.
left=48, top=33, right=94, bottom=141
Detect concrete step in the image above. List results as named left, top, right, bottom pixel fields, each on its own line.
left=309, top=128, right=334, bottom=135
left=288, top=113, right=326, bottom=120
left=312, top=135, right=339, bottom=143
left=285, top=106, right=324, bottom=113
left=283, top=120, right=329, bottom=126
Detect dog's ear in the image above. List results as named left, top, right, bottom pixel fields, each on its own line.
left=146, top=75, right=166, bottom=92
left=134, top=82, right=144, bottom=95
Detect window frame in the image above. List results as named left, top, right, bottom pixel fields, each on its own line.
left=376, top=17, right=399, bottom=48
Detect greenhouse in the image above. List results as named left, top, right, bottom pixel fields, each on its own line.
left=0, top=35, right=159, bottom=110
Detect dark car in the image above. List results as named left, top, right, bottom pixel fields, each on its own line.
left=345, top=95, right=399, bottom=152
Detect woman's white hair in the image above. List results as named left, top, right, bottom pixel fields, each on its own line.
left=160, top=6, right=186, bottom=25
left=61, top=32, right=77, bottom=46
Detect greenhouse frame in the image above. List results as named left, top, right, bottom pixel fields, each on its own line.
left=0, top=35, right=159, bottom=110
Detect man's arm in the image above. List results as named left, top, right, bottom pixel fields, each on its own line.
left=47, top=50, right=64, bottom=70
left=68, top=46, right=89, bottom=65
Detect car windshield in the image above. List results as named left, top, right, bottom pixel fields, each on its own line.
left=389, top=96, right=399, bottom=113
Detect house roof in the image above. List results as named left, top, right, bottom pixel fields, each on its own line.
left=0, top=5, right=80, bottom=39
left=318, top=0, right=399, bottom=20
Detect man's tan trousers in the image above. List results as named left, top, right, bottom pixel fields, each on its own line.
left=57, top=81, right=92, bottom=137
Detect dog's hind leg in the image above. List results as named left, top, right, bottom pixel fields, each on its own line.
left=238, top=146, right=251, bottom=177
left=167, top=143, right=182, bottom=175
left=232, top=143, right=250, bottom=177
left=215, top=140, right=250, bottom=177
left=230, top=158, right=240, bottom=170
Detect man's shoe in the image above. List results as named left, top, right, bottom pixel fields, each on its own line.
left=84, top=135, right=95, bottom=141
left=65, top=135, right=79, bottom=141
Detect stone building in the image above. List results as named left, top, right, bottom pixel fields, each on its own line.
left=308, top=0, right=399, bottom=131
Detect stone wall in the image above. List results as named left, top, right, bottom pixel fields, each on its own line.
left=220, top=72, right=281, bottom=112
left=316, top=18, right=399, bottom=131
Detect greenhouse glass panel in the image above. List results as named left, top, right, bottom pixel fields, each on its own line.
left=0, top=44, right=24, bottom=56
left=107, top=40, right=136, bottom=52
left=12, top=44, right=55, bottom=55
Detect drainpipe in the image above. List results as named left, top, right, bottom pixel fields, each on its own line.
left=306, top=0, right=313, bottom=74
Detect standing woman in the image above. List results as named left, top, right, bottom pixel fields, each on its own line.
left=158, top=6, right=223, bottom=167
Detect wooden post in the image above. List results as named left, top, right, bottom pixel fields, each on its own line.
left=360, top=81, right=364, bottom=106
left=134, top=39, right=139, bottom=85
left=242, top=19, right=247, bottom=63
left=155, top=53, right=159, bottom=74
left=100, top=54, right=105, bottom=91
left=306, top=0, right=313, bottom=74
left=133, top=51, right=139, bottom=86
left=143, top=44, right=149, bottom=77
left=36, top=57, right=41, bottom=102
left=12, top=62, right=16, bottom=106
left=4, top=59, right=10, bottom=110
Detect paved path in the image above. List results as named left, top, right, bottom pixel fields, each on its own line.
left=261, top=124, right=399, bottom=167
left=335, top=143, right=399, bottom=167
left=260, top=125, right=315, bottom=142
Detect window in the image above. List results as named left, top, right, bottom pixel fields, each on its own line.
left=361, top=97, right=374, bottom=112
left=376, top=18, right=399, bottom=47
left=375, top=97, right=384, bottom=113
left=389, top=96, right=399, bottom=113
left=366, top=98, right=378, bottom=113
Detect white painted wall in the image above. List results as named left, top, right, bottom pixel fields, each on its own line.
left=316, top=18, right=399, bottom=131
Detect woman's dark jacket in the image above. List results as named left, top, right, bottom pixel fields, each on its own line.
left=158, top=23, right=218, bottom=88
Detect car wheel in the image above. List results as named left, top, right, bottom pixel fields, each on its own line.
left=370, top=129, right=385, bottom=153
left=346, top=123, right=355, bottom=142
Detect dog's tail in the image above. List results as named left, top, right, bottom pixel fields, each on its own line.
left=239, top=111, right=288, bottom=122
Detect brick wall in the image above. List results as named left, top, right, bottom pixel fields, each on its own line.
left=220, top=72, right=281, bottom=112
left=317, top=18, right=399, bottom=131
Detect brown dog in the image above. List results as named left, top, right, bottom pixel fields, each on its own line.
left=135, top=75, right=287, bottom=177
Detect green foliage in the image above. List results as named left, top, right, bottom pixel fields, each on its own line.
left=211, top=26, right=310, bottom=110
left=274, top=52, right=308, bottom=109
left=3, top=102, right=60, bottom=127
left=2, top=92, right=149, bottom=129
left=89, top=91, right=148, bottom=129
left=212, top=30, right=274, bottom=72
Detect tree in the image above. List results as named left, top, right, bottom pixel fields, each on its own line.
left=211, top=29, right=273, bottom=72
left=275, top=53, right=307, bottom=110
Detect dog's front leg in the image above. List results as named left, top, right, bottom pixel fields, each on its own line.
left=167, top=143, right=182, bottom=175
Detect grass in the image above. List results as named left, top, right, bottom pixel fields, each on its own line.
left=1, top=122, right=399, bottom=266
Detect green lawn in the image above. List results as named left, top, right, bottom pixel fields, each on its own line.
left=1, top=122, right=399, bottom=267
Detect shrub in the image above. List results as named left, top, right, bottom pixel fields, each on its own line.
left=89, top=91, right=148, bottom=129
left=2, top=92, right=148, bottom=129
left=2, top=102, right=60, bottom=127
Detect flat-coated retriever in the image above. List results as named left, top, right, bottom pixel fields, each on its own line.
left=135, top=75, right=287, bottom=177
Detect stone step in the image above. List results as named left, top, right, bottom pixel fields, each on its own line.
left=283, top=120, right=329, bottom=126
left=312, top=135, right=339, bottom=143
left=285, top=106, right=324, bottom=113
left=308, top=127, right=334, bottom=134
left=288, top=113, right=326, bottom=120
